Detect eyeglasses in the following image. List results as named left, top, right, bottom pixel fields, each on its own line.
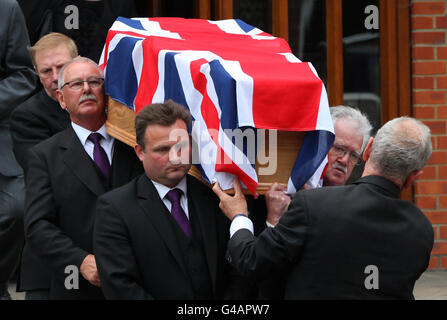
left=61, top=77, right=104, bottom=90
left=331, top=143, right=362, bottom=165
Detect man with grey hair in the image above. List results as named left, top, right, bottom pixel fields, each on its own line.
left=214, top=116, right=434, bottom=299
left=324, top=105, right=372, bottom=187
left=264, top=105, right=372, bottom=227
left=24, top=57, right=143, bottom=299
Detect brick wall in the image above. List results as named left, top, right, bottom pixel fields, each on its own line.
left=412, top=0, right=447, bottom=270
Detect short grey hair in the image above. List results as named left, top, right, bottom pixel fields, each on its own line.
left=58, top=56, right=104, bottom=89
left=330, top=105, right=373, bottom=152
left=369, top=117, right=432, bottom=184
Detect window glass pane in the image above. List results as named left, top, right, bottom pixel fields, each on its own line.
left=288, top=0, right=327, bottom=87
left=343, top=0, right=381, bottom=134
left=343, top=0, right=380, bottom=184
left=233, top=0, right=272, bottom=34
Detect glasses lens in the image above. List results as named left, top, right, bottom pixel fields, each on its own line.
left=332, top=144, right=361, bottom=165
left=65, top=78, right=104, bottom=90
left=332, top=145, right=345, bottom=157
left=88, top=78, right=103, bottom=88
left=69, top=81, right=84, bottom=90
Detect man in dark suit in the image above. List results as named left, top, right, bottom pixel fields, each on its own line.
left=10, top=32, right=78, bottom=300
left=0, top=0, right=39, bottom=300
left=11, top=33, right=77, bottom=176
left=24, top=56, right=143, bottom=299
left=213, top=116, right=434, bottom=299
left=93, top=100, right=252, bottom=299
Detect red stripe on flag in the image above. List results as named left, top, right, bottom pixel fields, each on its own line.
left=134, top=38, right=161, bottom=113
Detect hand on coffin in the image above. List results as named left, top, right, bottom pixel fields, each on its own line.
left=212, top=177, right=248, bottom=221
left=265, top=182, right=291, bottom=227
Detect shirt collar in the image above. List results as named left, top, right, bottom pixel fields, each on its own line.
left=152, top=176, right=188, bottom=200
left=71, top=122, right=110, bottom=146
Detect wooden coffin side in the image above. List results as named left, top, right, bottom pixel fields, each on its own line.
left=106, top=98, right=304, bottom=194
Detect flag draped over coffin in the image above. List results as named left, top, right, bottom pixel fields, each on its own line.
left=99, top=17, right=334, bottom=196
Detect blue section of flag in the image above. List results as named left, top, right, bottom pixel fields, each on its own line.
left=164, top=52, right=190, bottom=110
left=116, top=16, right=146, bottom=31
left=289, top=130, right=334, bottom=189
left=208, top=60, right=237, bottom=130
left=105, top=37, right=139, bottom=109
left=234, top=19, right=256, bottom=33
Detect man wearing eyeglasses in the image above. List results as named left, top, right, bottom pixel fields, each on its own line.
left=323, top=106, right=372, bottom=187
left=265, top=106, right=372, bottom=227
left=23, top=56, right=143, bottom=299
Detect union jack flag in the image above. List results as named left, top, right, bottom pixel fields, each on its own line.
left=99, top=17, right=334, bottom=196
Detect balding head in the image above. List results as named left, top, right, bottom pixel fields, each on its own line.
left=367, top=117, right=432, bottom=187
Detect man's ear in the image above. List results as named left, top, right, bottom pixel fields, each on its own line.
left=56, top=89, right=66, bottom=110
left=362, top=137, right=374, bottom=162
left=134, top=144, right=144, bottom=162
left=402, top=170, right=423, bottom=189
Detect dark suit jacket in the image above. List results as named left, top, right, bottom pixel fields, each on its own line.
left=10, top=89, right=70, bottom=292
left=0, top=0, right=38, bottom=177
left=11, top=89, right=70, bottom=177
left=229, top=176, right=434, bottom=300
left=93, top=174, right=252, bottom=300
left=24, top=125, right=143, bottom=299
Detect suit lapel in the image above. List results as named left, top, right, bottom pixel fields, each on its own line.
left=110, top=140, right=140, bottom=188
left=187, top=176, right=218, bottom=294
left=136, top=175, right=189, bottom=278
left=61, top=127, right=106, bottom=196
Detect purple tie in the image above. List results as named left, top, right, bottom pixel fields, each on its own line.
left=166, top=188, right=191, bottom=238
left=88, top=132, right=110, bottom=178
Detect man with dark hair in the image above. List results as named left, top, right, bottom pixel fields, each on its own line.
left=93, top=100, right=252, bottom=299
left=214, top=117, right=434, bottom=299
left=24, top=57, right=143, bottom=299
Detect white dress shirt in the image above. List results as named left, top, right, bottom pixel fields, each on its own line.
left=71, top=122, right=115, bottom=165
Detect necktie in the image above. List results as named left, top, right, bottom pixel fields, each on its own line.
left=166, top=188, right=191, bottom=238
left=87, top=132, right=110, bottom=178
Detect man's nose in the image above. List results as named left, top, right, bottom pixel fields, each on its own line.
left=337, top=152, right=350, bottom=164
left=51, top=68, right=58, bottom=82
left=169, top=147, right=182, bottom=164
left=82, top=80, right=92, bottom=92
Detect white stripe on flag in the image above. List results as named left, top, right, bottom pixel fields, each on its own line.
left=110, top=19, right=182, bottom=40
left=315, top=83, right=334, bottom=133
left=218, top=60, right=255, bottom=127
left=200, top=63, right=258, bottom=186
left=131, top=40, right=144, bottom=109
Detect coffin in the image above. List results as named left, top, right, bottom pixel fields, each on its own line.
left=102, top=17, right=333, bottom=195
left=106, top=97, right=304, bottom=194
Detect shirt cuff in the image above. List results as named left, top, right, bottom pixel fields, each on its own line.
left=230, top=215, right=253, bottom=238
left=265, top=220, right=275, bottom=228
